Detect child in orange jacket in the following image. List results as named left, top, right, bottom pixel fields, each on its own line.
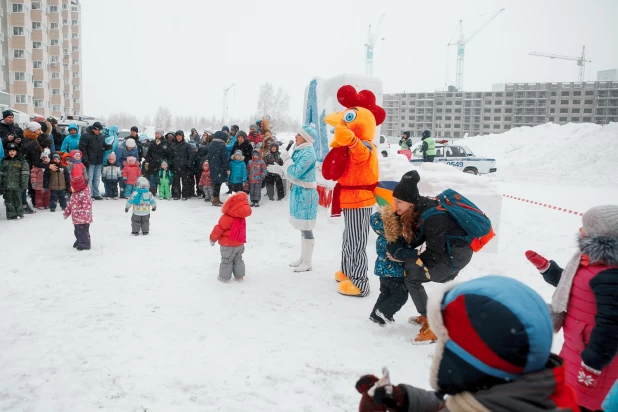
left=209, top=192, right=252, bottom=283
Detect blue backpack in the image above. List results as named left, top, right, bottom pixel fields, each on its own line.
left=417, top=189, right=495, bottom=253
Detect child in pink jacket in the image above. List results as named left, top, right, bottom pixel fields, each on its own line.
left=63, top=174, right=93, bottom=250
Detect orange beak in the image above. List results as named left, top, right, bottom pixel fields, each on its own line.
left=324, top=111, right=344, bottom=127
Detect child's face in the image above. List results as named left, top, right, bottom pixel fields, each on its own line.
left=73, top=153, right=81, bottom=161
left=8, top=150, right=17, bottom=158
left=108, top=159, right=115, bottom=164
left=271, top=146, right=277, bottom=153
left=162, top=164, right=167, bottom=169
left=252, top=154, right=259, bottom=159
left=53, top=158, right=61, bottom=164
left=234, top=154, right=242, bottom=161
left=203, top=163, right=209, bottom=171
left=42, top=157, right=50, bottom=164
left=128, top=159, right=136, bottom=165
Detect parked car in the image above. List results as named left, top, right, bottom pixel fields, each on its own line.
left=118, top=129, right=131, bottom=142
left=57, top=119, right=89, bottom=137
left=410, top=143, right=497, bottom=175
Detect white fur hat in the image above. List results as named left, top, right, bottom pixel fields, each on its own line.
left=27, top=121, right=42, bottom=132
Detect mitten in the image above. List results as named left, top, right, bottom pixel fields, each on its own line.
left=525, top=250, right=550, bottom=272
left=209, top=239, right=216, bottom=247
left=577, top=362, right=601, bottom=391
left=280, top=150, right=290, bottom=162
left=125, top=208, right=129, bottom=213
left=387, top=241, right=417, bottom=262
left=356, top=369, right=407, bottom=412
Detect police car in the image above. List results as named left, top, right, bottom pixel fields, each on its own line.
left=410, top=142, right=497, bottom=175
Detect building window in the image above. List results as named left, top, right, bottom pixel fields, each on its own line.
left=12, top=3, right=25, bottom=13
left=72, top=20, right=78, bottom=25
left=34, top=80, right=43, bottom=88
left=571, top=117, right=580, bottom=122
left=50, top=56, right=59, bottom=64
left=52, top=89, right=60, bottom=95
left=32, top=22, right=41, bottom=30
left=51, top=39, right=59, bottom=46
left=455, top=101, right=462, bottom=105
left=34, top=100, right=43, bottom=108
left=14, top=49, right=25, bottom=58
left=505, top=108, right=513, bottom=113
left=572, top=108, right=580, bottom=113
left=52, top=105, right=60, bottom=111
left=444, top=124, right=451, bottom=128
left=49, top=5, right=58, bottom=12
left=63, top=19, right=68, bottom=25
left=72, top=6, right=78, bottom=12
left=572, top=100, right=581, bottom=105
left=504, top=116, right=512, bottom=121
left=71, top=33, right=79, bottom=39
left=33, top=41, right=42, bottom=49
left=585, top=91, right=594, bottom=96
left=505, top=100, right=513, bottom=105
left=13, top=26, right=25, bottom=36
left=50, top=22, right=59, bottom=29
left=494, top=108, right=501, bottom=113
left=551, top=91, right=557, bottom=96
left=550, top=100, right=556, bottom=104
left=483, top=124, right=490, bottom=129
left=63, top=3, right=68, bottom=10
left=72, top=59, right=79, bottom=65
left=73, top=98, right=80, bottom=103
left=33, top=61, right=42, bottom=68
left=493, top=124, right=500, bottom=129
left=584, top=100, right=593, bottom=104
left=573, top=91, right=581, bottom=96
left=493, top=116, right=501, bottom=121
left=445, top=116, right=452, bottom=121
left=583, top=117, right=592, bottom=122
left=559, top=117, right=568, bottom=122
left=52, top=72, right=60, bottom=79
left=560, top=108, right=568, bottom=113
left=548, top=117, right=555, bottom=122
left=14, top=72, right=26, bottom=81
left=446, top=109, right=452, bottom=113
left=454, top=116, right=461, bottom=121
left=584, top=108, right=592, bottom=113
left=504, top=125, right=511, bottom=130
left=560, top=100, right=568, bottom=105
left=446, top=101, right=453, bottom=106
left=63, top=92, right=69, bottom=98
left=549, top=108, right=555, bottom=113
left=561, top=91, right=570, bottom=96
left=483, top=116, right=490, bottom=121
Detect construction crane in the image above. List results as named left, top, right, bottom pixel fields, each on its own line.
left=529, top=46, right=591, bottom=82
left=448, top=8, right=505, bottom=91
left=365, top=14, right=385, bottom=76
left=222, top=83, right=235, bottom=123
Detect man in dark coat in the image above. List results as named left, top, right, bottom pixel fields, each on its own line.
left=170, top=130, right=194, bottom=200
left=207, top=131, right=230, bottom=206
left=48, top=117, right=65, bottom=151
left=231, top=131, right=253, bottom=165
left=126, top=126, right=144, bottom=161
left=0, top=110, right=24, bottom=150
left=144, top=129, right=172, bottom=195
left=79, top=122, right=111, bottom=200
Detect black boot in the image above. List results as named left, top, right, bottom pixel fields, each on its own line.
left=369, top=311, right=386, bottom=327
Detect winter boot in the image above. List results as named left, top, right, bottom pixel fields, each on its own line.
left=294, top=238, right=314, bottom=272
left=23, top=205, right=35, bottom=214
left=217, top=277, right=229, bottom=283
left=369, top=311, right=386, bottom=327
left=412, top=319, right=438, bottom=345
left=408, top=315, right=426, bottom=325
left=289, top=235, right=304, bottom=267
left=376, top=309, right=395, bottom=324
left=212, top=196, right=222, bottom=207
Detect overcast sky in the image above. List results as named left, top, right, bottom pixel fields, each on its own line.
left=81, top=0, right=618, bottom=123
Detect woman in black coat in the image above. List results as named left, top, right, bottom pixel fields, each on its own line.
left=145, top=130, right=172, bottom=194
left=207, top=131, right=230, bottom=206
left=170, top=131, right=194, bottom=200
left=231, top=131, right=253, bottom=165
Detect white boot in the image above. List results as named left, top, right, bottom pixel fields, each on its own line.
left=294, top=238, right=314, bottom=272
left=289, top=235, right=304, bottom=267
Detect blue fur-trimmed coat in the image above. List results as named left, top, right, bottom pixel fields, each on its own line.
left=283, top=143, right=318, bottom=231
left=371, top=207, right=405, bottom=278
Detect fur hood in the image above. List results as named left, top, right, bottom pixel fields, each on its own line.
left=23, top=128, right=39, bottom=140
left=579, top=234, right=618, bottom=266
left=380, top=205, right=402, bottom=243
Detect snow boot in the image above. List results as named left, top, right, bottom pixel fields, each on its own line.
left=212, top=196, right=222, bottom=207
left=217, top=277, right=229, bottom=283
left=132, top=232, right=139, bottom=236
left=408, top=315, right=426, bottom=325
left=294, top=238, right=314, bottom=272
left=412, top=318, right=438, bottom=345
left=376, top=309, right=395, bottom=324
left=289, top=234, right=305, bottom=267
left=369, top=311, right=386, bottom=326
left=235, top=277, right=244, bottom=282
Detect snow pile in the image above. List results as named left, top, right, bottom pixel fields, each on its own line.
left=462, top=122, right=618, bottom=186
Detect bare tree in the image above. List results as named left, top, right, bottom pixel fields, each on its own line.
left=256, top=82, right=291, bottom=131
left=154, top=106, right=173, bottom=131
left=143, top=115, right=152, bottom=127
left=107, top=112, right=139, bottom=130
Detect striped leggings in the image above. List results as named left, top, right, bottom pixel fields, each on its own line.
left=341, top=207, right=372, bottom=296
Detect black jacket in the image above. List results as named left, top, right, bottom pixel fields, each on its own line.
left=191, top=144, right=209, bottom=174
left=170, top=139, right=194, bottom=172
left=145, top=139, right=172, bottom=174
left=207, top=138, right=229, bottom=184
left=232, top=140, right=253, bottom=164
left=19, top=132, right=52, bottom=168
left=51, top=127, right=65, bottom=151
left=79, top=129, right=111, bottom=166
left=0, top=121, right=24, bottom=149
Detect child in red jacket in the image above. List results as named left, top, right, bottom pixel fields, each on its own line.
left=122, top=156, right=142, bottom=198
left=209, top=192, right=252, bottom=283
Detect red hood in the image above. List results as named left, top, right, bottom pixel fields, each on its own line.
left=222, top=192, right=252, bottom=218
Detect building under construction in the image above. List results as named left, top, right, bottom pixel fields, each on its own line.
left=382, top=80, right=618, bottom=138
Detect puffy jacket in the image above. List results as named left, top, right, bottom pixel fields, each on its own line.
left=20, top=129, right=52, bottom=168
left=542, top=235, right=618, bottom=411
left=145, top=139, right=172, bottom=174
left=209, top=192, right=252, bottom=247
left=102, top=164, right=122, bottom=181
left=247, top=132, right=263, bottom=147
left=63, top=185, right=93, bottom=224
left=125, top=188, right=156, bottom=216
left=207, top=138, right=230, bottom=184
left=79, top=129, right=110, bottom=166
left=247, top=158, right=267, bottom=184
left=228, top=159, right=247, bottom=184
left=30, top=167, right=45, bottom=190
left=60, top=128, right=80, bottom=153
left=103, top=125, right=119, bottom=166
left=0, top=156, right=29, bottom=190
left=170, top=139, right=193, bottom=171
left=232, top=140, right=253, bottom=164
left=225, top=135, right=236, bottom=159
left=45, top=165, right=70, bottom=191
left=370, top=207, right=405, bottom=278
left=115, top=143, right=139, bottom=169
left=122, top=162, right=142, bottom=185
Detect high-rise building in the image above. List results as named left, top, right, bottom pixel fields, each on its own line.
left=2, top=0, right=82, bottom=118
left=383, top=81, right=618, bottom=138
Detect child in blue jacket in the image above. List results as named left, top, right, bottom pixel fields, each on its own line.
left=369, top=206, right=407, bottom=326
left=228, top=150, right=247, bottom=193
left=125, top=177, right=156, bottom=235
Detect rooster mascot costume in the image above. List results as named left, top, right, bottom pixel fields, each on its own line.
left=323, top=85, right=385, bottom=297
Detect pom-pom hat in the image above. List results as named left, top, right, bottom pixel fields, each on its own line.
left=298, top=123, right=318, bottom=144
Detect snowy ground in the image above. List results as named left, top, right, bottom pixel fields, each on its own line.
left=1, top=123, right=617, bottom=411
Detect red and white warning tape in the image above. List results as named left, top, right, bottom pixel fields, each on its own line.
left=502, top=194, right=583, bottom=216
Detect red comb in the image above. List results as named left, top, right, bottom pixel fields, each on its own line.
left=336, top=85, right=386, bottom=126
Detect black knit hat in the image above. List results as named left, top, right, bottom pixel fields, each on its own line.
left=92, top=122, right=103, bottom=131
left=2, top=110, right=13, bottom=119
left=393, top=170, right=421, bottom=203
left=403, top=131, right=410, bottom=138
left=214, top=131, right=227, bottom=141
left=131, top=126, right=139, bottom=133
left=38, top=121, right=48, bottom=134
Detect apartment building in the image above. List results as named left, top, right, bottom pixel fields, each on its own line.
left=2, top=0, right=82, bottom=118
left=383, top=81, right=618, bottom=138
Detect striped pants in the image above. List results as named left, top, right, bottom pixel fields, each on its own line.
left=341, top=207, right=372, bottom=296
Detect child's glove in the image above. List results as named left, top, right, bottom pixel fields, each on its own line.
left=209, top=239, right=216, bottom=247
left=577, top=362, right=601, bottom=391
left=386, top=241, right=417, bottom=262
left=125, top=208, right=129, bottom=213
left=525, top=250, right=550, bottom=272
left=280, top=150, right=290, bottom=162
left=356, top=368, right=407, bottom=412
left=152, top=206, right=156, bottom=212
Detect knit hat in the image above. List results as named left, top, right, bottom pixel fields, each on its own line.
left=427, top=276, right=552, bottom=395
left=131, top=126, right=139, bottom=133
left=249, top=124, right=256, bottom=130
left=204, top=127, right=214, bottom=135
left=233, top=150, right=243, bottom=157
left=71, top=175, right=87, bottom=192
left=221, top=125, right=230, bottom=133
left=214, top=131, right=227, bottom=141
left=107, top=152, right=116, bottom=162
left=136, top=176, right=149, bottom=189
left=392, top=170, right=420, bottom=204
left=582, top=205, right=618, bottom=237
left=6, top=142, right=18, bottom=151
left=92, top=122, right=103, bottom=131
left=125, top=138, right=136, bottom=148
left=52, top=153, right=61, bottom=160
left=155, top=128, right=164, bottom=136
left=127, top=156, right=137, bottom=164
left=175, top=130, right=184, bottom=137
left=189, top=142, right=197, bottom=151
left=161, top=160, right=168, bottom=167
left=27, top=121, right=42, bottom=132
left=70, top=150, right=82, bottom=161
left=2, top=110, right=13, bottom=119
left=40, top=149, right=50, bottom=159
left=237, top=131, right=247, bottom=139
left=298, top=123, right=317, bottom=144
left=252, top=150, right=260, bottom=157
